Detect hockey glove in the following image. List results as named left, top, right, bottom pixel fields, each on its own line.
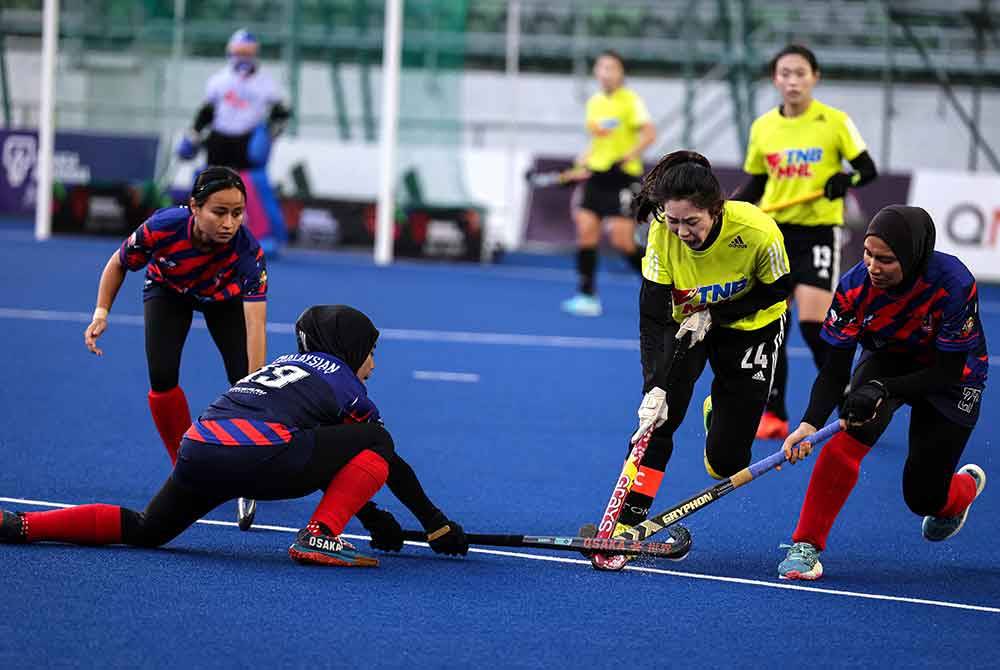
left=677, top=309, right=711, bottom=347
left=358, top=505, right=404, bottom=552
left=631, top=386, right=668, bottom=444
left=823, top=172, right=853, bottom=200
left=843, top=380, right=887, bottom=427
left=425, top=512, right=469, bottom=556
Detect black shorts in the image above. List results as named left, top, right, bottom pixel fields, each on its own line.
left=852, top=351, right=983, bottom=429
left=577, top=166, right=641, bottom=219
left=777, top=223, right=843, bottom=292
left=649, top=314, right=787, bottom=477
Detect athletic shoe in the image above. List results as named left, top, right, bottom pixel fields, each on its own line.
left=922, top=464, right=987, bottom=542
left=289, top=523, right=378, bottom=567
left=778, top=541, right=823, bottom=580
left=702, top=395, right=713, bottom=433
left=561, top=294, right=602, bottom=317
left=0, top=510, right=26, bottom=543
left=756, top=411, right=789, bottom=440
left=237, top=498, right=257, bottom=531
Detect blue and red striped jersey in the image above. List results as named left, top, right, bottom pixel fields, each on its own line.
left=822, top=252, right=988, bottom=388
left=119, top=206, right=267, bottom=303
left=184, top=352, right=380, bottom=446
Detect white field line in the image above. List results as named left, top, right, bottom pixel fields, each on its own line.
left=1, top=495, right=997, bottom=615
left=2, top=307, right=996, bottom=365
left=412, top=371, right=480, bottom=383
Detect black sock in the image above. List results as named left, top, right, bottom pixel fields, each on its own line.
left=799, top=321, right=827, bottom=369
left=767, top=335, right=789, bottom=420
left=577, top=248, right=598, bottom=295
left=625, top=248, right=644, bottom=274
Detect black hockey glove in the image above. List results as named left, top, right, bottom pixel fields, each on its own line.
left=843, top=380, right=887, bottom=427
left=823, top=172, right=853, bottom=200
left=357, top=505, right=404, bottom=552
left=425, top=512, right=469, bottom=556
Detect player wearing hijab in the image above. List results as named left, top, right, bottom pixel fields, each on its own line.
left=776, top=206, right=988, bottom=581
left=4, top=305, right=468, bottom=568
left=733, top=44, right=878, bottom=439
left=84, top=166, right=268, bottom=530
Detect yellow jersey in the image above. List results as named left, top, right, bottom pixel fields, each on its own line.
left=743, top=99, right=866, bottom=226
left=584, top=87, right=651, bottom=176
left=642, top=200, right=789, bottom=331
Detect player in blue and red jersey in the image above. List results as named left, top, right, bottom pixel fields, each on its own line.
left=775, top=205, right=988, bottom=580
left=2, top=305, right=468, bottom=567
left=83, top=166, right=268, bottom=530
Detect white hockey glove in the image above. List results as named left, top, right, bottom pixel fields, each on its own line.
left=677, top=309, right=712, bottom=347
left=631, top=386, right=668, bottom=444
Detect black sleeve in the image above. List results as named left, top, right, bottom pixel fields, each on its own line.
left=639, top=278, right=679, bottom=393
left=801, top=345, right=856, bottom=428
left=380, top=452, right=442, bottom=528
left=192, top=103, right=214, bottom=133
left=848, top=151, right=877, bottom=188
left=880, top=349, right=967, bottom=399
left=708, top=274, right=792, bottom=326
left=730, top=173, right=768, bottom=203
left=268, top=103, right=292, bottom=136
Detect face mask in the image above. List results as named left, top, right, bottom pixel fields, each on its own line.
left=229, top=56, right=257, bottom=76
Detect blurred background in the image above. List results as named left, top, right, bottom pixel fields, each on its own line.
left=1, top=0, right=998, bottom=277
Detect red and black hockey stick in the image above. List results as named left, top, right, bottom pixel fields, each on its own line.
left=399, top=527, right=691, bottom=559
left=588, top=332, right=692, bottom=569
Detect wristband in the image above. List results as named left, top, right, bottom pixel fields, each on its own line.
left=93, top=307, right=109, bottom=320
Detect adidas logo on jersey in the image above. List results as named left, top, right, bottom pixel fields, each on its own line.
left=752, top=371, right=767, bottom=382
left=728, top=235, right=747, bottom=249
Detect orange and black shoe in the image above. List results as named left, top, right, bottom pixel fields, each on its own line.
left=756, top=411, right=789, bottom=440
left=288, top=522, right=378, bottom=567
left=0, top=510, right=26, bottom=543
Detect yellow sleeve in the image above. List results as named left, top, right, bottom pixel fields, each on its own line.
left=584, top=96, right=597, bottom=132
left=629, top=92, right=651, bottom=129
left=743, top=120, right=766, bottom=175
left=836, top=112, right=867, bottom=162
left=755, top=227, right=790, bottom=285
left=641, top=219, right=672, bottom=285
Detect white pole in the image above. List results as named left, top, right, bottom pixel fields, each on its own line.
left=503, top=0, right=521, bottom=258
left=34, top=0, right=59, bottom=241
left=374, top=0, right=403, bottom=266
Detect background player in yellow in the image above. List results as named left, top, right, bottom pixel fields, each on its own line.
left=732, top=44, right=878, bottom=439
left=610, top=151, right=792, bottom=545
left=561, top=50, right=656, bottom=317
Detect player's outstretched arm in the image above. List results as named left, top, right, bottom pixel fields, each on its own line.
left=84, top=252, right=127, bottom=356
left=382, top=452, right=468, bottom=556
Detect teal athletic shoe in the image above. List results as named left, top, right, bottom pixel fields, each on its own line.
left=288, top=523, right=378, bottom=567
left=561, top=294, right=602, bottom=317
left=702, top=395, right=713, bottom=433
left=922, top=464, right=986, bottom=542
left=778, top=541, right=823, bottom=581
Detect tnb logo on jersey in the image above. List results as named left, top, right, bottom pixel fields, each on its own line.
left=673, top=278, right=749, bottom=314
left=765, top=147, right=823, bottom=179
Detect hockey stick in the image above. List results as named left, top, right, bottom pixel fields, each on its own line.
left=759, top=189, right=824, bottom=214
left=524, top=166, right=590, bottom=188
left=588, top=331, right=692, bottom=569
left=614, top=420, right=842, bottom=542
left=399, top=526, right=691, bottom=559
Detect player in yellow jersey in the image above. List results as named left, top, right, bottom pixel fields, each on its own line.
left=733, top=44, right=878, bottom=439
left=609, top=151, right=792, bottom=541
left=561, top=51, right=656, bottom=317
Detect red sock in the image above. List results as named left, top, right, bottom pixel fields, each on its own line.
left=792, top=432, right=872, bottom=551
left=309, top=450, right=389, bottom=536
left=148, top=386, right=191, bottom=464
left=936, top=473, right=977, bottom=517
left=23, top=504, right=122, bottom=545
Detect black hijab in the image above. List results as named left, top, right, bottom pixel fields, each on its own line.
left=865, top=205, right=936, bottom=287
left=294, top=305, right=379, bottom=373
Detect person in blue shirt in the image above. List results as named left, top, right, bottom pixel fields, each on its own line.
left=14, top=305, right=468, bottom=567
left=775, top=206, right=988, bottom=581
left=84, top=166, right=268, bottom=531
